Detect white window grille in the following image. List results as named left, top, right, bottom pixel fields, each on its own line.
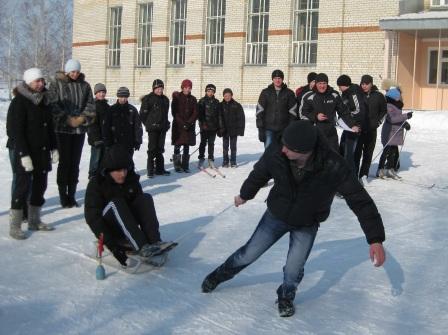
left=246, top=0, right=269, bottom=65
left=292, top=0, right=319, bottom=65
left=431, top=0, right=448, bottom=7
left=205, top=0, right=226, bottom=65
left=137, top=2, right=153, bottom=67
left=428, top=48, right=448, bottom=84
left=169, top=0, right=187, bottom=65
left=108, top=6, right=122, bottom=67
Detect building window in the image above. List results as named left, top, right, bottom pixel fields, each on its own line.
left=108, top=6, right=122, bottom=67
left=246, top=0, right=269, bottom=65
left=431, top=0, right=448, bottom=7
left=428, top=49, right=448, bottom=85
left=169, top=0, right=187, bottom=65
left=137, top=3, right=153, bottom=67
left=292, top=0, right=319, bottom=65
left=205, top=0, right=226, bottom=65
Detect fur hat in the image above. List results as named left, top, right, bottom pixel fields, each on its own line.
left=94, top=83, right=107, bottom=95
left=181, top=79, right=192, bottom=89
left=282, top=121, right=318, bottom=153
left=23, top=68, right=44, bottom=85
left=64, top=59, right=81, bottom=73
left=116, top=86, right=130, bottom=98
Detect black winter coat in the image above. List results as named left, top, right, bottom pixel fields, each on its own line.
left=256, top=83, right=297, bottom=132
left=364, top=86, right=387, bottom=131
left=48, top=71, right=95, bottom=134
left=220, top=99, right=245, bottom=137
left=103, top=102, right=143, bottom=151
left=239, top=132, right=385, bottom=245
left=341, top=84, right=368, bottom=130
left=87, top=99, right=109, bottom=146
left=295, top=84, right=312, bottom=110
left=139, top=92, right=170, bottom=132
left=7, top=83, right=57, bottom=173
left=300, top=86, right=355, bottom=138
left=197, top=95, right=221, bottom=131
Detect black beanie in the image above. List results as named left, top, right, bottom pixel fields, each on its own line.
left=337, top=75, right=351, bottom=87
left=272, top=69, right=284, bottom=80
left=307, top=72, right=317, bottom=83
left=282, top=121, right=318, bottom=153
left=205, top=83, right=216, bottom=92
left=315, top=73, right=329, bottom=83
left=360, top=74, right=373, bottom=85
left=223, top=88, right=233, bottom=96
left=152, top=79, right=164, bottom=90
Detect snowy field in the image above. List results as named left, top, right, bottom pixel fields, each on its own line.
left=0, top=94, right=447, bottom=335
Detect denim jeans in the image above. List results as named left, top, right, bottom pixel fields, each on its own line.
left=264, top=130, right=275, bottom=149
left=213, top=210, right=318, bottom=301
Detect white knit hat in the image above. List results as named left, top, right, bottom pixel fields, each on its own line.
left=64, top=59, right=81, bottom=73
left=23, top=68, right=44, bottom=85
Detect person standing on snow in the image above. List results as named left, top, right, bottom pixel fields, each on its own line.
left=171, top=79, right=198, bottom=173
left=295, top=71, right=317, bottom=110
left=103, top=87, right=143, bottom=158
left=300, top=73, right=360, bottom=152
left=7, top=68, right=57, bottom=239
left=87, top=83, right=110, bottom=179
left=48, top=59, right=95, bottom=208
left=197, top=84, right=221, bottom=169
left=201, top=121, right=386, bottom=317
left=256, top=69, right=297, bottom=148
left=139, top=79, right=171, bottom=178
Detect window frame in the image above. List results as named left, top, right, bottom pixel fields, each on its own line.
left=108, top=6, right=123, bottom=68
left=245, top=0, right=270, bottom=65
left=292, top=0, right=319, bottom=66
left=205, top=0, right=226, bottom=66
left=169, top=0, right=188, bottom=66
left=427, top=47, right=448, bottom=85
left=137, top=2, right=154, bottom=68
left=430, top=0, right=448, bottom=8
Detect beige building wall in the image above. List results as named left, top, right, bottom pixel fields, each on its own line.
left=72, top=0, right=402, bottom=104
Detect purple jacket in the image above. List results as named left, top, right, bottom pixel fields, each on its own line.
left=381, top=103, right=408, bottom=146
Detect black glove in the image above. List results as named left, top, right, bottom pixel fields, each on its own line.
left=407, top=112, right=413, bottom=119
left=258, top=128, right=266, bottom=143
left=404, top=121, right=411, bottom=131
left=134, top=144, right=141, bottom=151
left=111, top=248, right=128, bottom=266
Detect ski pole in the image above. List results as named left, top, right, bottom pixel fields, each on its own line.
left=371, top=119, right=407, bottom=163
left=96, top=233, right=106, bottom=280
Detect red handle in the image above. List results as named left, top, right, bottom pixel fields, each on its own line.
left=98, top=233, right=104, bottom=257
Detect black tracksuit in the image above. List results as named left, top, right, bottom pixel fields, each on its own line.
left=300, top=86, right=356, bottom=151
left=354, top=86, right=387, bottom=178
left=197, top=95, right=221, bottom=160
left=139, top=92, right=170, bottom=174
left=7, top=84, right=57, bottom=209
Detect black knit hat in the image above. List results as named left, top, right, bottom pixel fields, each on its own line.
left=117, top=86, right=130, bottom=98
left=272, top=69, right=284, bottom=80
left=205, top=84, right=216, bottom=92
left=101, top=144, right=133, bottom=174
left=223, top=88, right=233, bottom=96
left=315, top=73, right=329, bottom=84
left=360, top=74, right=373, bottom=85
left=152, top=79, right=164, bottom=90
left=307, top=72, right=317, bottom=83
left=337, top=75, right=351, bottom=87
left=282, top=121, right=318, bottom=153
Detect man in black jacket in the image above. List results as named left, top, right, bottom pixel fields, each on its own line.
left=300, top=73, right=360, bottom=151
left=256, top=69, right=297, bottom=148
left=84, top=145, right=166, bottom=266
left=355, top=75, right=387, bottom=184
left=139, top=79, right=171, bottom=178
left=197, top=84, right=221, bottom=168
left=201, top=121, right=386, bottom=317
left=295, top=71, right=317, bottom=110
left=87, top=83, right=109, bottom=179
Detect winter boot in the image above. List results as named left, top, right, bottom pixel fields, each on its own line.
left=385, top=169, right=400, bottom=180
left=28, top=205, right=54, bottom=231
left=181, top=154, right=190, bottom=173
left=377, top=169, right=386, bottom=179
left=198, top=158, right=205, bottom=169
left=173, top=154, right=182, bottom=173
left=155, top=154, right=170, bottom=175
left=201, top=270, right=223, bottom=293
left=138, top=243, right=162, bottom=258
left=147, top=153, right=155, bottom=178
left=67, top=183, right=80, bottom=208
left=230, top=161, right=237, bottom=168
left=277, top=298, right=295, bottom=317
left=208, top=159, right=216, bottom=169
left=9, top=209, right=27, bottom=240
left=58, top=185, right=69, bottom=208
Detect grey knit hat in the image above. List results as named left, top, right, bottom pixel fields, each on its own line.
left=94, top=83, right=107, bottom=95
left=117, top=86, right=130, bottom=98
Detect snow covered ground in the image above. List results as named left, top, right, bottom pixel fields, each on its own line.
left=0, top=98, right=447, bottom=335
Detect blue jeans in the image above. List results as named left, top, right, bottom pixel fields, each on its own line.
left=264, top=130, right=275, bottom=149
left=213, top=210, right=318, bottom=301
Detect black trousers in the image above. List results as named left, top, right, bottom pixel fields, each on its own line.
left=223, top=136, right=237, bottom=164
left=11, top=170, right=48, bottom=210
left=339, top=131, right=359, bottom=174
left=198, top=130, right=217, bottom=160
left=354, top=130, right=377, bottom=178
left=147, top=131, right=166, bottom=156
left=102, top=194, right=161, bottom=251
left=56, top=133, right=85, bottom=194
left=174, top=145, right=189, bottom=156
left=378, top=145, right=399, bottom=170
